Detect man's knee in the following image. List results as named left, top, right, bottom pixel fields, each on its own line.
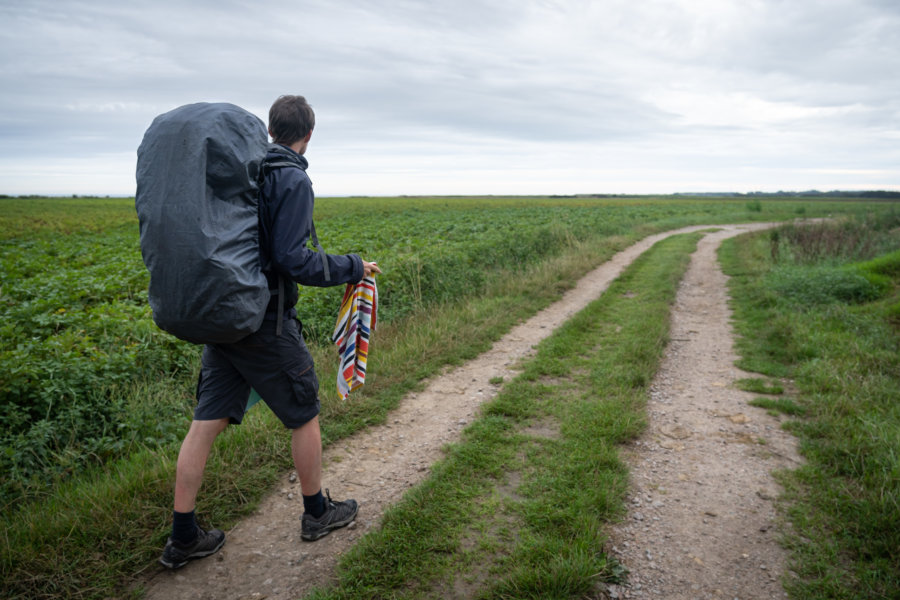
left=187, top=417, right=230, bottom=440
left=292, top=415, right=319, bottom=432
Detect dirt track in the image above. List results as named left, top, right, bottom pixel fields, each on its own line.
left=142, top=223, right=798, bottom=600
left=603, top=227, right=801, bottom=600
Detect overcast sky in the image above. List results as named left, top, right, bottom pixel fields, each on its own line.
left=1, top=0, right=898, bottom=197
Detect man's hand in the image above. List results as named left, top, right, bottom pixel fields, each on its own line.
left=362, top=261, right=381, bottom=278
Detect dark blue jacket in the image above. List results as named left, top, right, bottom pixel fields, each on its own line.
left=259, top=144, right=363, bottom=317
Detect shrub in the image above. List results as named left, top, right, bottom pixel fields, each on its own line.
left=770, top=212, right=900, bottom=265
left=767, top=264, right=887, bottom=306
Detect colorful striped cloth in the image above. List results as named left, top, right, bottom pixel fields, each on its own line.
left=332, top=276, right=378, bottom=399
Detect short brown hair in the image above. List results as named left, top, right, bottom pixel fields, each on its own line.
left=268, top=95, right=315, bottom=145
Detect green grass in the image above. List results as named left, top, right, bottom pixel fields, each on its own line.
left=305, top=233, right=701, bottom=599
left=748, top=396, right=807, bottom=417
left=735, top=377, right=785, bottom=395
left=719, top=214, right=900, bottom=600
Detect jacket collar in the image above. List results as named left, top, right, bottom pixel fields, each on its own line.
left=266, top=143, right=308, bottom=170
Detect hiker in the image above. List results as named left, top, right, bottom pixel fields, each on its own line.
left=159, top=95, right=382, bottom=569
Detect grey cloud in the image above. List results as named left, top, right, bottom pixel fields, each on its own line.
left=0, top=0, right=897, bottom=195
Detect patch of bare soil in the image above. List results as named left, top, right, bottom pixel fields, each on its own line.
left=141, top=224, right=793, bottom=600
left=603, top=228, right=802, bottom=600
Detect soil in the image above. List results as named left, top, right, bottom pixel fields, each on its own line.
left=140, top=223, right=800, bottom=600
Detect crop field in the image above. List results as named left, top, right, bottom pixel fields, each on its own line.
left=0, top=194, right=896, bottom=599
left=0, top=194, right=809, bottom=504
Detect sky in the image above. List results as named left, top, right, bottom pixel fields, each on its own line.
left=1, top=0, right=898, bottom=197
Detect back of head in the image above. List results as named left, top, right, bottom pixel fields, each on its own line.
left=269, top=95, right=315, bottom=145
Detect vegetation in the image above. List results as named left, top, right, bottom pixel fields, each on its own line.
left=719, top=210, right=900, bottom=599
left=0, top=195, right=896, bottom=599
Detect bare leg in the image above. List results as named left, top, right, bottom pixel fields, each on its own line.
left=174, top=418, right=229, bottom=513
left=291, top=416, right=322, bottom=497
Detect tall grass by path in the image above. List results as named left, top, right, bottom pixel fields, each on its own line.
left=719, top=212, right=900, bottom=600
left=305, top=233, right=701, bottom=599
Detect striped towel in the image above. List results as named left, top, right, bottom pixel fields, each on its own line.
left=332, top=276, right=378, bottom=399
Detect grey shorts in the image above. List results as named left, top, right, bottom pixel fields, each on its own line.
left=195, top=317, right=320, bottom=428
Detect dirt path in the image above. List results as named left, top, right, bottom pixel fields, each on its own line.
left=603, top=228, right=802, bottom=600
left=141, top=223, right=794, bottom=600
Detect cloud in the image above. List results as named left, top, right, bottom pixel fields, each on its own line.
left=0, top=0, right=898, bottom=195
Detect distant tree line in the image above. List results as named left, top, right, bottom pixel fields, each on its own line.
left=674, top=190, right=900, bottom=199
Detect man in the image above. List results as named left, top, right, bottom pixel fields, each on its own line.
left=160, top=95, right=381, bottom=569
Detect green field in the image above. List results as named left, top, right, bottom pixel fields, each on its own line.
left=1, top=194, right=897, bottom=599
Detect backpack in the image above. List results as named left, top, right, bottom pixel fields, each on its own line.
left=135, top=102, right=272, bottom=344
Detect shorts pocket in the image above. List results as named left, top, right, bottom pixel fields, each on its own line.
left=286, top=362, right=319, bottom=406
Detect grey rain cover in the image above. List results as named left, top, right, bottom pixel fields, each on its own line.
left=135, top=102, right=270, bottom=344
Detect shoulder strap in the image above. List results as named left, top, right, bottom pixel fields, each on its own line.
left=308, top=221, right=330, bottom=282
left=261, top=159, right=331, bottom=283
left=276, top=275, right=284, bottom=337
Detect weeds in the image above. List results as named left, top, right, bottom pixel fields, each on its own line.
left=748, top=397, right=807, bottom=417
left=721, top=212, right=900, bottom=600
left=769, top=210, right=900, bottom=265
left=735, top=377, right=784, bottom=395
left=766, top=263, right=886, bottom=305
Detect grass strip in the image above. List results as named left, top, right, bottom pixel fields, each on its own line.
left=305, top=233, right=701, bottom=599
left=719, top=229, right=900, bottom=600
left=748, top=397, right=807, bottom=417
left=735, top=377, right=785, bottom=395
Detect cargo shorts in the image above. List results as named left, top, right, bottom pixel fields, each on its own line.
left=194, top=317, right=320, bottom=429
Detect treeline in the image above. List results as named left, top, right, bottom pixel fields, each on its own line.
left=673, top=190, right=900, bottom=199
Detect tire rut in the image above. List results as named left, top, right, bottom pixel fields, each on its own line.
left=603, top=227, right=801, bottom=600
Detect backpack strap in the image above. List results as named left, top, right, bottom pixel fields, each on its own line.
left=276, top=275, right=284, bottom=337
left=308, top=221, right=330, bottom=282
left=261, top=159, right=331, bottom=282
left=261, top=157, right=331, bottom=336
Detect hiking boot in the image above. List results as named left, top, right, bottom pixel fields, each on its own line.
left=301, top=489, right=358, bottom=541
left=159, top=526, right=226, bottom=569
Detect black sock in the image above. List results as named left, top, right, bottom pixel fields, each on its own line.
left=172, top=510, right=198, bottom=545
left=303, top=490, right=326, bottom=518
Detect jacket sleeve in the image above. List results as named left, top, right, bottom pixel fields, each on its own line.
left=265, top=167, right=364, bottom=287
